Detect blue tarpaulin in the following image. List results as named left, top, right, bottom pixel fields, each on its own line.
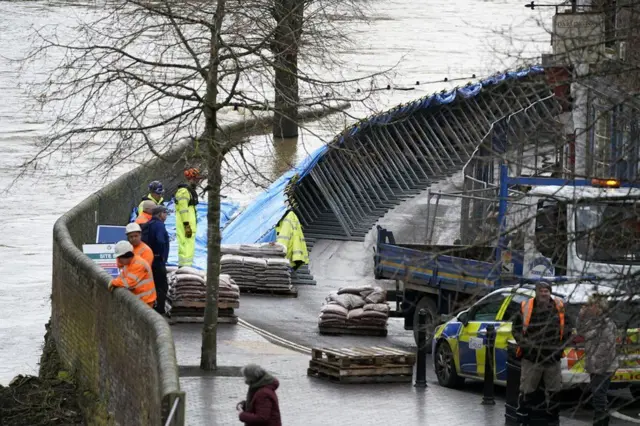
left=220, top=66, right=544, bottom=245
left=164, top=200, right=239, bottom=268
left=129, top=200, right=240, bottom=270
left=222, top=144, right=327, bottom=244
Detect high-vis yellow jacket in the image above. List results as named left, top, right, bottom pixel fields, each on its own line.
left=137, top=193, right=164, bottom=215
left=276, top=210, right=309, bottom=269
left=175, top=184, right=198, bottom=267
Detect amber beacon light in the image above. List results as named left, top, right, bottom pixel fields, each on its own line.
left=591, top=178, right=621, bottom=188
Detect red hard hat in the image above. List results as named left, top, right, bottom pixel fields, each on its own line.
left=184, top=168, right=201, bottom=180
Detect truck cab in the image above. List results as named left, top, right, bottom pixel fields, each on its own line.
left=502, top=178, right=640, bottom=284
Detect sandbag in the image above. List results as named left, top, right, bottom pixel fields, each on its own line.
left=360, top=310, right=388, bottom=319
left=337, top=286, right=374, bottom=297
left=173, top=280, right=205, bottom=288
left=347, top=319, right=387, bottom=327
left=175, top=266, right=205, bottom=277
left=319, top=319, right=347, bottom=327
left=364, top=288, right=386, bottom=304
left=363, top=303, right=390, bottom=313
left=319, top=312, right=348, bottom=321
left=320, top=304, right=348, bottom=317
left=174, top=274, right=205, bottom=284
left=347, top=308, right=365, bottom=320
left=326, top=292, right=365, bottom=309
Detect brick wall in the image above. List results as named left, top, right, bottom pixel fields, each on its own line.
left=51, top=105, right=349, bottom=425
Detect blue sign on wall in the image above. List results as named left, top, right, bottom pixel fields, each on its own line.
left=96, top=225, right=127, bottom=244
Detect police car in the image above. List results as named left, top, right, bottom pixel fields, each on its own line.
left=432, top=282, right=640, bottom=395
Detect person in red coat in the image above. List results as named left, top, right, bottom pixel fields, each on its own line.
left=237, top=364, right=282, bottom=426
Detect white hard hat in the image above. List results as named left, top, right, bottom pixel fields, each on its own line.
left=114, top=241, right=134, bottom=258
left=125, top=222, right=142, bottom=234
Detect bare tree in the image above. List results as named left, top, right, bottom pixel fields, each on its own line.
left=22, top=0, right=387, bottom=370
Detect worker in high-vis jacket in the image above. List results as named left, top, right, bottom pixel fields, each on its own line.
left=109, top=240, right=157, bottom=308
left=275, top=199, right=309, bottom=271
left=137, top=181, right=165, bottom=216
left=124, top=222, right=154, bottom=267
left=135, top=200, right=157, bottom=225
left=175, top=168, right=202, bottom=267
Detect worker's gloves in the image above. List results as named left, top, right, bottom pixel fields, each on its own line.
left=184, top=223, right=193, bottom=238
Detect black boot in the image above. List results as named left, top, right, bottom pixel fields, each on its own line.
left=593, top=411, right=610, bottom=426
left=516, top=393, right=530, bottom=426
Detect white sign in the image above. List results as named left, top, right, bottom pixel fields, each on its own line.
left=83, top=244, right=119, bottom=278
left=469, top=337, right=484, bottom=350
left=552, top=12, right=605, bottom=65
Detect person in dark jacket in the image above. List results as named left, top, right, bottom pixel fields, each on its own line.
left=142, top=205, right=170, bottom=315
left=512, top=280, right=573, bottom=416
left=578, top=296, right=618, bottom=426
left=237, top=364, right=281, bottom=426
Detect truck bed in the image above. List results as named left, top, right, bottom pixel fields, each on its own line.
left=374, top=227, right=502, bottom=294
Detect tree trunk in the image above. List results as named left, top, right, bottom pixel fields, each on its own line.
left=200, top=0, right=226, bottom=371
left=272, top=0, right=303, bottom=139
left=200, top=148, right=222, bottom=370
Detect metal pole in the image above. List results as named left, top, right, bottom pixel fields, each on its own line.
left=482, top=324, right=496, bottom=405
left=414, top=309, right=428, bottom=388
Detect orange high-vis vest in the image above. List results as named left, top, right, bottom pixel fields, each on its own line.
left=111, top=254, right=157, bottom=307
left=516, top=297, right=565, bottom=358
left=133, top=242, right=154, bottom=267
left=116, top=242, right=154, bottom=270
left=135, top=212, right=152, bottom=224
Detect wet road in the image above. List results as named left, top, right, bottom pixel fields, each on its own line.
left=173, top=324, right=640, bottom=425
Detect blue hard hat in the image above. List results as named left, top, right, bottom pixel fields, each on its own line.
left=148, top=180, right=164, bottom=194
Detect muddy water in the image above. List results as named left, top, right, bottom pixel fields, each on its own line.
left=0, top=0, right=551, bottom=383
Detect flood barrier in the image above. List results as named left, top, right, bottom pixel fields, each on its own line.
left=222, top=66, right=561, bottom=245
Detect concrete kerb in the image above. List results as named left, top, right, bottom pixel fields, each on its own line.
left=53, top=102, right=351, bottom=425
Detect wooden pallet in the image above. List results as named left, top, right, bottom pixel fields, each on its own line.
left=311, top=346, right=416, bottom=368
left=170, top=300, right=239, bottom=309
left=307, top=362, right=412, bottom=384
left=219, top=301, right=240, bottom=309
left=169, top=315, right=238, bottom=324
left=318, top=326, right=388, bottom=337
left=239, top=287, right=298, bottom=298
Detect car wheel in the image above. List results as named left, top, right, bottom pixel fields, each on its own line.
left=413, top=296, right=438, bottom=354
left=435, top=340, right=465, bottom=388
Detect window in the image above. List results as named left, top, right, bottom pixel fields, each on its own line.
left=575, top=201, right=640, bottom=263
left=503, top=293, right=532, bottom=322
left=470, top=292, right=509, bottom=322
left=534, top=198, right=567, bottom=273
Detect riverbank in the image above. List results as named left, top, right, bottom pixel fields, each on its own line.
left=0, top=324, right=85, bottom=426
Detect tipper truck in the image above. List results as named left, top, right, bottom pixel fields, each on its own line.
left=374, top=164, right=640, bottom=348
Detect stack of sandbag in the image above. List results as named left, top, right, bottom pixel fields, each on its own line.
left=166, top=266, right=241, bottom=324
left=168, top=266, right=207, bottom=312
left=220, top=254, right=292, bottom=293
left=218, top=274, right=241, bottom=323
left=318, top=286, right=389, bottom=334
left=221, top=243, right=287, bottom=258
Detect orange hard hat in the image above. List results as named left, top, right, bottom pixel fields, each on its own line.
left=184, top=168, right=201, bottom=180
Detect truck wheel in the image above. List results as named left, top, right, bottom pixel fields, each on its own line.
left=413, top=296, right=438, bottom=354
left=435, top=340, right=465, bottom=388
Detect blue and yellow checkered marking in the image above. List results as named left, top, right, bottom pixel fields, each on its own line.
left=434, top=312, right=513, bottom=383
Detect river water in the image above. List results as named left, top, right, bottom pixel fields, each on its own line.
left=0, top=0, right=551, bottom=383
